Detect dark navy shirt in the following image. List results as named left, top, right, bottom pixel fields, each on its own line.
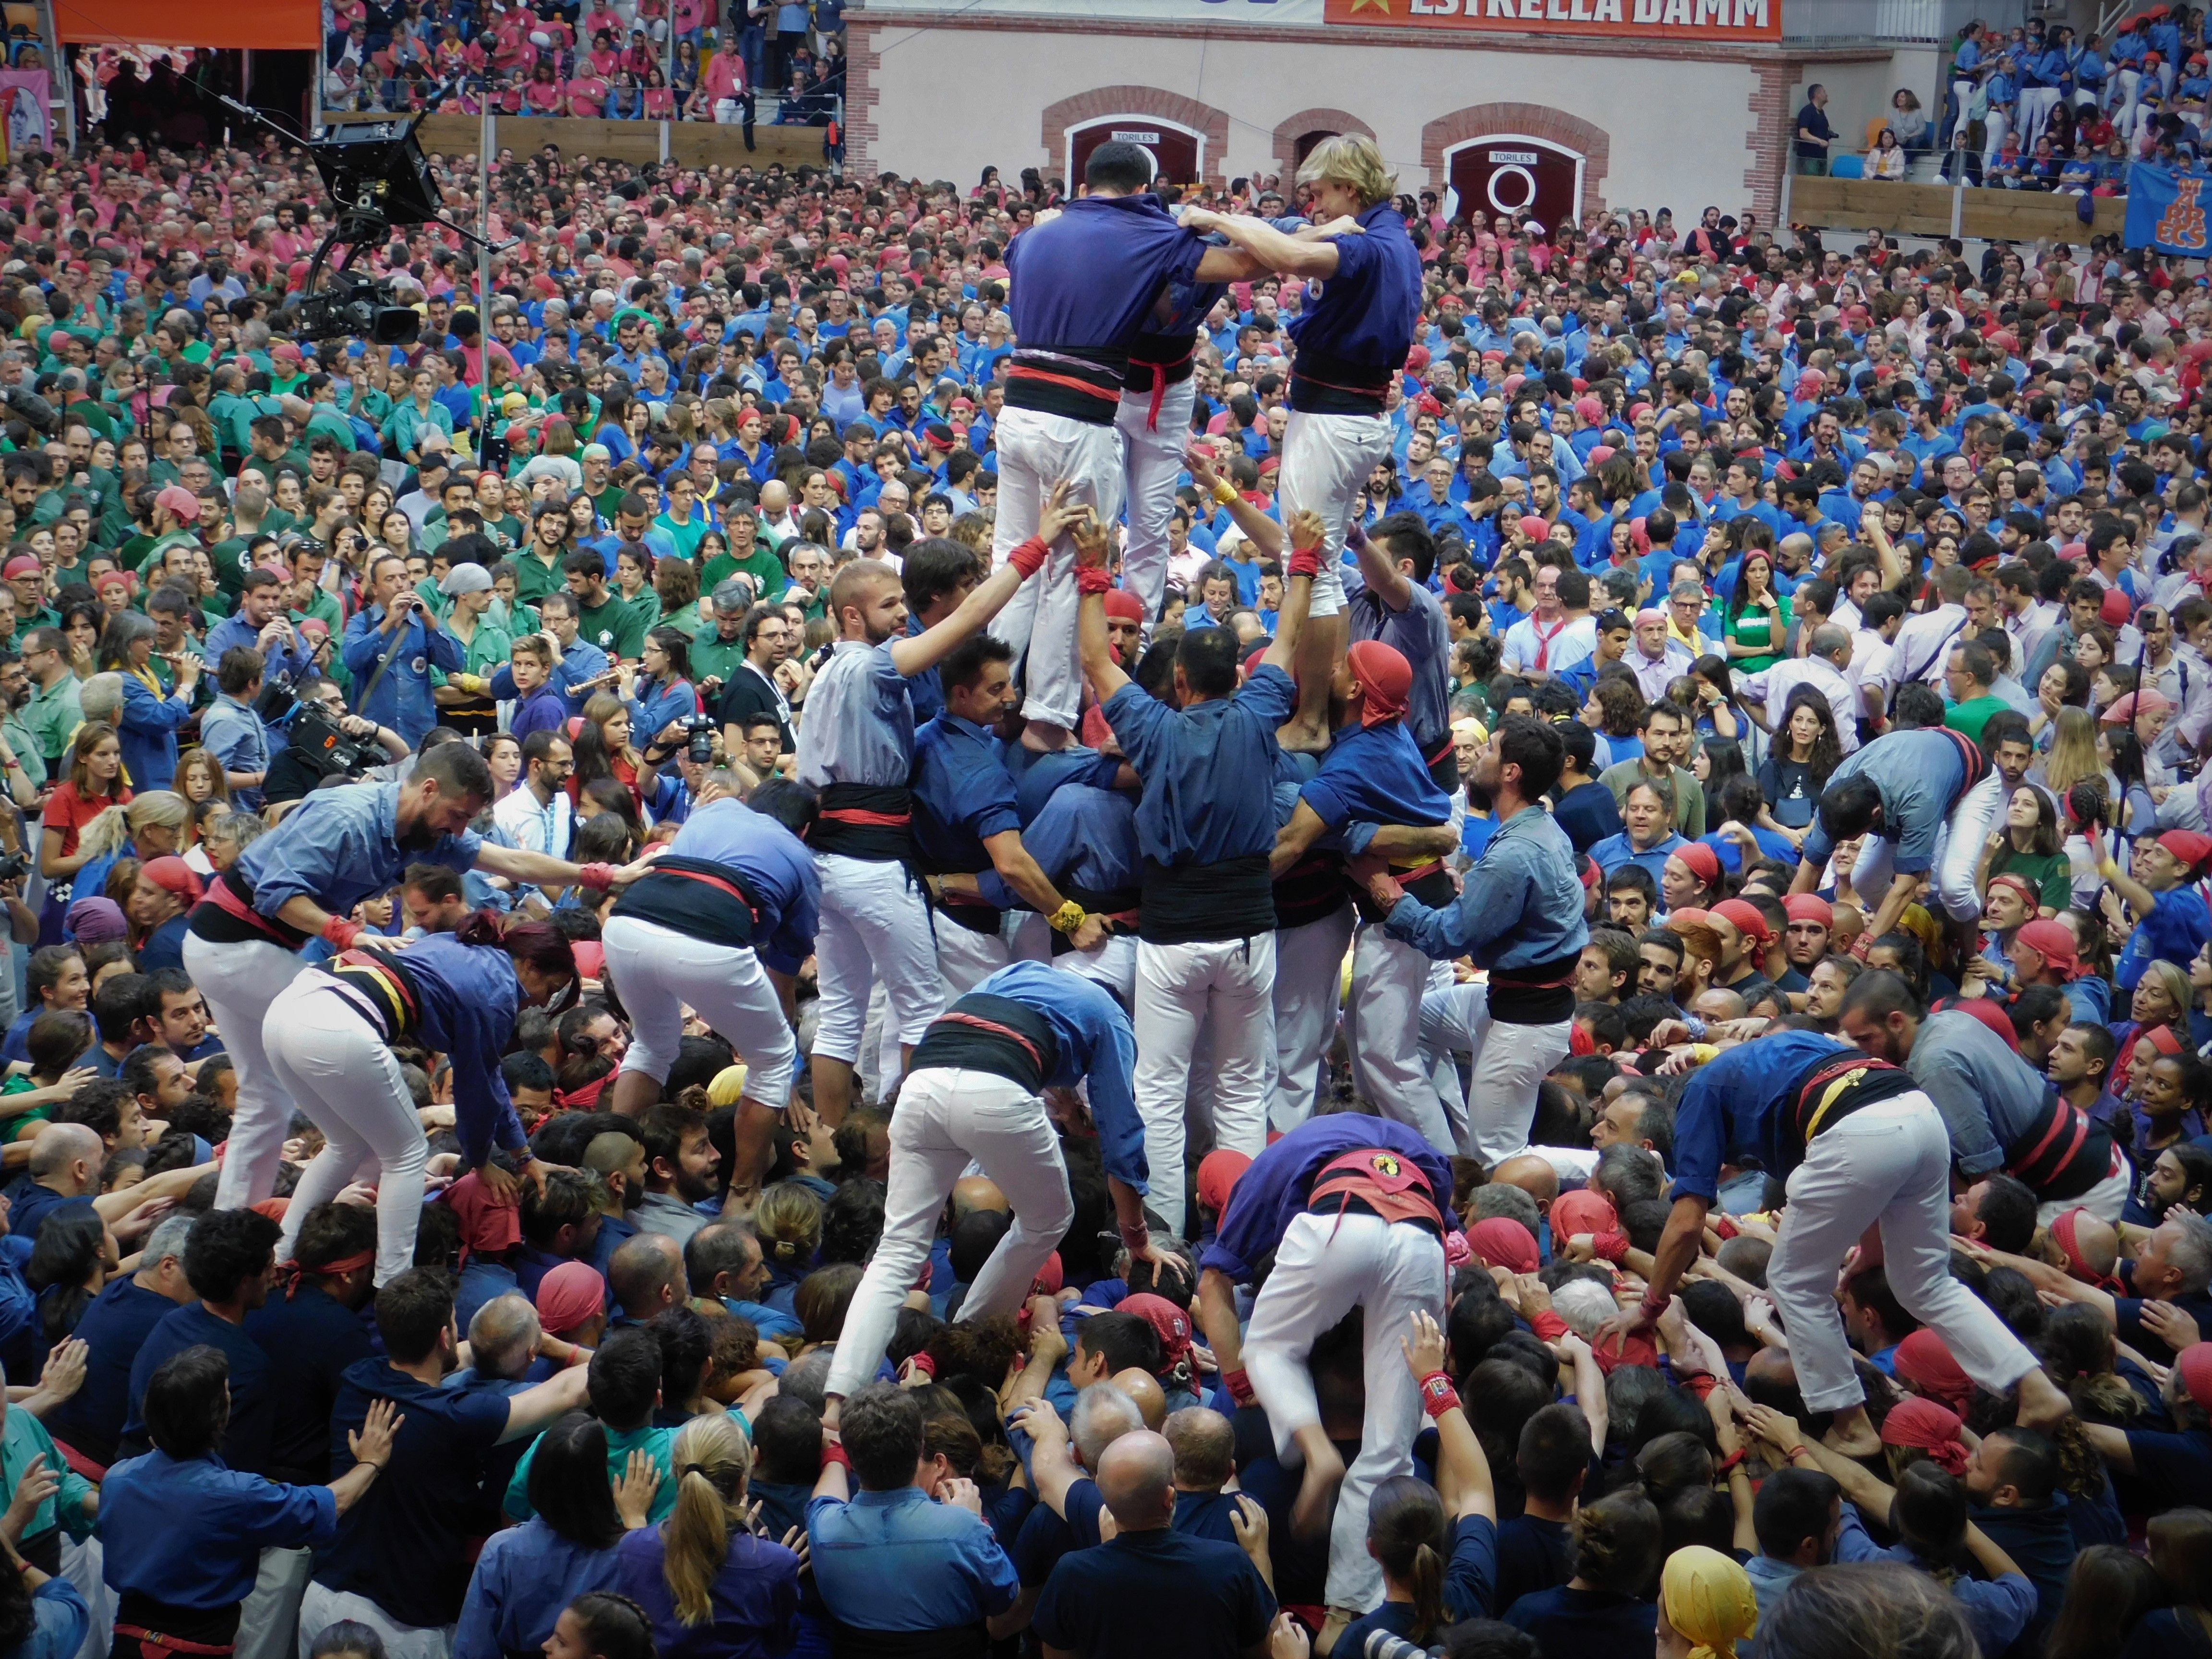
left=1005, top=195, right=1205, bottom=349
left=121, top=1303, right=272, bottom=1474
left=316, top=1357, right=513, bottom=1628
left=49, top=1276, right=178, bottom=1467
left=1033, top=1528, right=1274, bottom=1659
left=1286, top=202, right=1422, bottom=374
left=244, top=1287, right=377, bottom=1482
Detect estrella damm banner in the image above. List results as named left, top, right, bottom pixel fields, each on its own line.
left=2125, top=162, right=2212, bottom=258
left=1322, top=0, right=1782, bottom=42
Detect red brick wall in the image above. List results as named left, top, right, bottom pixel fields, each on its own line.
left=1038, top=86, right=1233, bottom=189
left=1420, top=103, right=1612, bottom=223
left=1747, top=60, right=1801, bottom=224
left=1271, top=108, right=1377, bottom=184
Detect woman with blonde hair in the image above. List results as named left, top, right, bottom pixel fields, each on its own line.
left=613, top=1412, right=802, bottom=1659
left=1182, top=130, right=1423, bottom=748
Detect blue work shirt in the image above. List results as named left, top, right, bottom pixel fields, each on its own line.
left=228, top=779, right=481, bottom=936
left=121, top=1302, right=272, bottom=1474
left=980, top=784, right=1141, bottom=908
left=1104, top=664, right=1293, bottom=867
left=117, top=669, right=192, bottom=792
left=1286, top=202, right=1423, bottom=386
left=198, top=694, right=272, bottom=811
left=1200, top=1114, right=1454, bottom=1284
left=96, top=1452, right=335, bottom=1609
left=454, top=1517, right=624, bottom=1659
left=204, top=611, right=315, bottom=685
left=1300, top=719, right=1451, bottom=845
left=1386, top=806, right=1588, bottom=973
left=654, top=796, right=820, bottom=973
left=341, top=603, right=466, bottom=747
left=806, top=1485, right=1019, bottom=1632
left=947, top=962, right=1146, bottom=1193
left=1671, top=1032, right=1884, bottom=1203
left=1797, top=728, right=1972, bottom=874
left=912, top=712, right=1022, bottom=875
left=1004, top=195, right=1204, bottom=349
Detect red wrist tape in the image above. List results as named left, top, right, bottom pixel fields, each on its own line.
left=577, top=863, right=615, bottom=892
left=1287, top=547, right=1322, bottom=581
left=1223, top=1367, right=1256, bottom=1407
left=1008, top=535, right=1049, bottom=577
left=1418, top=1371, right=1461, bottom=1420
left=820, top=1443, right=851, bottom=1472
left=1591, top=1230, right=1632, bottom=1264
left=1077, top=565, right=1114, bottom=596
left=910, top=1352, right=938, bottom=1379
left=1530, top=1310, right=1570, bottom=1342
left=321, top=917, right=362, bottom=950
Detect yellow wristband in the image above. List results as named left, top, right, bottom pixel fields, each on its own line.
left=1211, top=480, right=1238, bottom=506
left=1689, top=1043, right=1720, bottom=1064
left=1049, top=902, right=1087, bottom=934
left=2099, top=859, right=2123, bottom=881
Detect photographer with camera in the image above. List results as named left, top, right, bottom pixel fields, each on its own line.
left=258, top=677, right=409, bottom=808
left=203, top=569, right=314, bottom=689
left=342, top=549, right=466, bottom=750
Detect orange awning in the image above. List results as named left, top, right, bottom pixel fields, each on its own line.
left=53, top=0, right=320, bottom=51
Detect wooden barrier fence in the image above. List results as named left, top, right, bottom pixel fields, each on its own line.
left=325, top=111, right=833, bottom=170
left=1786, top=174, right=2127, bottom=242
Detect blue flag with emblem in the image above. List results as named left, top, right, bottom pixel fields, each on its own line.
left=2124, top=162, right=2212, bottom=257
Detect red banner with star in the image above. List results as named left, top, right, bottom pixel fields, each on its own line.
left=1323, top=0, right=1780, bottom=43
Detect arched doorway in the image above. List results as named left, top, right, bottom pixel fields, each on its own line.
left=1067, top=116, right=1202, bottom=189
left=1292, top=128, right=1338, bottom=168
left=1445, top=135, right=1585, bottom=231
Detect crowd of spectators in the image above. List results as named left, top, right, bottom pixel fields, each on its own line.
left=0, top=88, right=2191, bottom=1659
left=317, top=0, right=845, bottom=128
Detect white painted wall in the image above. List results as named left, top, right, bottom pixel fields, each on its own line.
left=864, top=26, right=1769, bottom=213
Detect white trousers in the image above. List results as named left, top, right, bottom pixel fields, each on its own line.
left=1242, top=1210, right=1448, bottom=1613
left=240, top=1547, right=313, bottom=1659
left=1134, top=933, right=1275, bottom=1234
left=1056, top=932, right=1138, bottom=1005
left=1418, top=982, right=1573, bottom=1165
left=811, top=853, right=942, bottom=1068
left=59, top=1537, right=113, bottom=1659
left=824, top=1069, right=1072, bottom=1399
left=990, top=407, right=1125, bottom=729
left=2016, top=85, right=2060, bottom=145
left=1271, top=907, right=1355, bottom=1132
left=1768, top=1093, right=2040, bottom=1413
left=1843, top=769, right=2007, bottom=925
left=1277, top=410, right=1392, bottom=620
left=297, top=1581, right=452, bottom=1659
left=601, top=916, right=796, bottom=1107
left=1118, top=378, right=1198, bottom=623
left=2037, top=1145, right=2132, bottom=1227
left=934, top=909, right=1047, bottom=1001
left=187, top=933, right=309, bottom=1211
left=1346, top=926, right=1455, bottom=1153
left=264, top=979, right=427, bottom=1286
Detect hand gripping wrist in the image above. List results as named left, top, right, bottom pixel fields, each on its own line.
left=1007, top=535, right=1049, bottom=577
